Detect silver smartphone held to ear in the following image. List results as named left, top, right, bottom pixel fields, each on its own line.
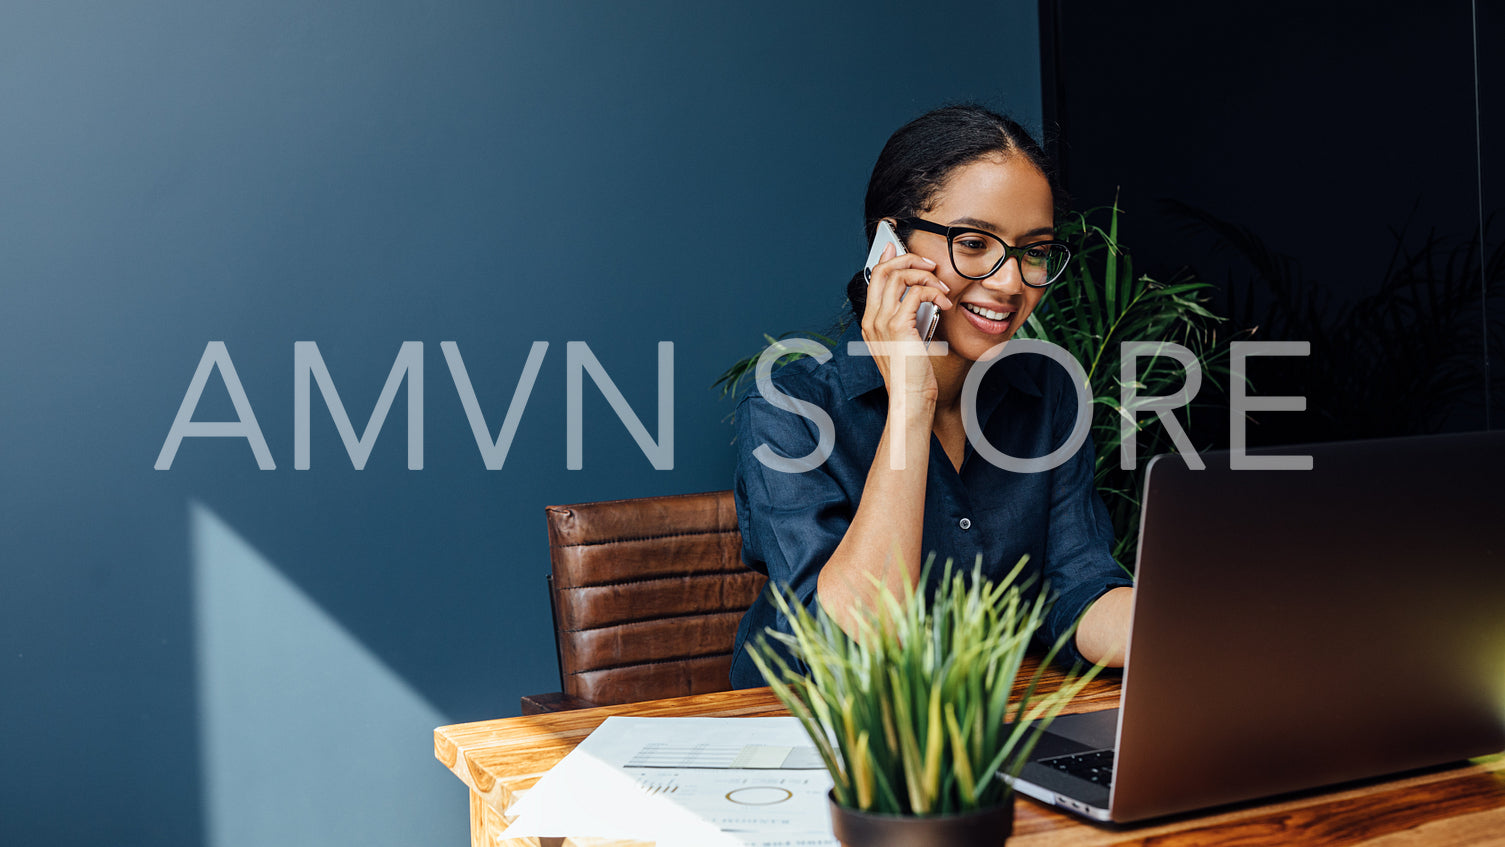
left=864, top=220, right=940, bottom=347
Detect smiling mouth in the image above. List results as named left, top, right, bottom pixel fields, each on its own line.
left=963, top=303, right=1014, bottom=322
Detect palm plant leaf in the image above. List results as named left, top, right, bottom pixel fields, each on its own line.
left=1020, top=203, right=1234, bottom=564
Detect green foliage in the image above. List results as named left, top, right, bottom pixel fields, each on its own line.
left=748, top=557, right=1101, bottom=816
left=1017, top=203, right=1234, bottom=564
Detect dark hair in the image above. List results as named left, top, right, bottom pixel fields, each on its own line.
left=845, top=105, right=1059, bottom=314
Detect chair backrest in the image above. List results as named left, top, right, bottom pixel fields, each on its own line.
left=545, top=490, right=767, bottom=705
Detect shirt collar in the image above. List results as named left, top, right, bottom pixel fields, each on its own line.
left=832, top=317, right=1044, bottom=402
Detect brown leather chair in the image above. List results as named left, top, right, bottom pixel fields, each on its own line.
left=520, top=490, right=767, bottom=714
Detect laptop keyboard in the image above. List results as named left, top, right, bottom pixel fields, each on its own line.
left=1039, top=749, right=1115, bottom=787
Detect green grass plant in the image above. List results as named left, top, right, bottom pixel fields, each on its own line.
left=748, top=556, right=1102, bottom=816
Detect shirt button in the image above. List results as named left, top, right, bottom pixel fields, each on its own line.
left=959, top=517, right=972, bottom=530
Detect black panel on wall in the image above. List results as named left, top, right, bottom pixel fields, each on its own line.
left=1042, top=0, right=1502, bottom=446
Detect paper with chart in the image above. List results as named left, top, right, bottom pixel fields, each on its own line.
left=500, top=716, right=839, bottom=847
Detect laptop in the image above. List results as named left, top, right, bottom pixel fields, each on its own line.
left=1011, top=430, right=1505, bottom=823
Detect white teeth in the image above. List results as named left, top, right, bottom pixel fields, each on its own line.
left=965, top=304, right=1011, bottom=321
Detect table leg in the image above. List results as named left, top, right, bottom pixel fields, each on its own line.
left=469, top=789, right=520, bottom=847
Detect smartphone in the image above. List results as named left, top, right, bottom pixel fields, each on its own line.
left=864, top=220, right=940, bottom=347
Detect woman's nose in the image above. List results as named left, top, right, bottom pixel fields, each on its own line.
left=981, top=254, right=1026, bottom=293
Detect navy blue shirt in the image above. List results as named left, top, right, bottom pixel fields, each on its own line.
left=729, top=320, right=1133, bottom=688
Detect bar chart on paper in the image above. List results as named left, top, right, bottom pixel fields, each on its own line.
left=626, top=743, right=825, bottom=770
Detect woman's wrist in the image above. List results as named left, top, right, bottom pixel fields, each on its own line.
left=888, top=388, right=937, bottom=425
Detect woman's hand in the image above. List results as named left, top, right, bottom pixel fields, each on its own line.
left=860, top=244, right=954, bottom=405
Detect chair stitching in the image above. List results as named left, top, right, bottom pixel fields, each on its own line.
left=560, top=608, right=746, bottom=633
left=557, top=571, right=764, bottom=590
left=551, top=528, right=737, bottom=548
left=566, top=652, right=730, bottom=676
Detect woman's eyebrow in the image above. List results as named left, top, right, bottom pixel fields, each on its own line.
left=949, top=216, right=999, bottom=231
left=949, top=217, right=1056, bottom=240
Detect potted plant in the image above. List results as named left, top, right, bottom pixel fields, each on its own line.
left=747, top=557, right=1102, bottom=847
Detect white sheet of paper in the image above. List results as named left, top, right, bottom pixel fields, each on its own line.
left=500, top=716, right=839, bottom=847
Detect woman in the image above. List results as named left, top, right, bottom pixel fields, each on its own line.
left=729, top=104, right=1134, bottom=688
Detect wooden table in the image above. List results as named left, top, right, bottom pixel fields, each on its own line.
left=435, top=661, right=1505, bottom=846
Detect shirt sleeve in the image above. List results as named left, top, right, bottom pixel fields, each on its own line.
left=733, top=389, right=856, bottom=612
left=1038, top=375, right=1135, bottom=667
left=731, top=385, right=864, bottom=687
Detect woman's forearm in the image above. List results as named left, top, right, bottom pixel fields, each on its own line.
left=816, top=393, right=935, bottom=636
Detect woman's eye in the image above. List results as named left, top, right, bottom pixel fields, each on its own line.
left=955, top=238, right=988, bottom=252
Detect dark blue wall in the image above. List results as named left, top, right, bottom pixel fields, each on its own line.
left=0, top=2, right=1042, bottom=844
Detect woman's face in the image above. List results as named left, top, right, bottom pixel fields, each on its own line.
left=904, top=155, right=1055, bottom=363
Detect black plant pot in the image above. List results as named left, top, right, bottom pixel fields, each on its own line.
left=827, top=792, right=1015, bottom=847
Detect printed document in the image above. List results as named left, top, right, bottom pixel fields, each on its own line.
left=500, top=716, right=838, bottom=846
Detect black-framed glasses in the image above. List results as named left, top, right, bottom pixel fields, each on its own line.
left=899, top=218, right=1072, bottom=288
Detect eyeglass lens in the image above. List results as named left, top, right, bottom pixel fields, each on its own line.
left=950, top=232, right=1068, bottom=285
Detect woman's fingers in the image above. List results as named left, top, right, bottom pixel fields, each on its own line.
left=872, top=253, right=949, bottom=298
left=864, top=260, right=953, bottom=343
left=881, top=282, right=951, bottom=336
left=861, top=251, right=951, bottom=399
